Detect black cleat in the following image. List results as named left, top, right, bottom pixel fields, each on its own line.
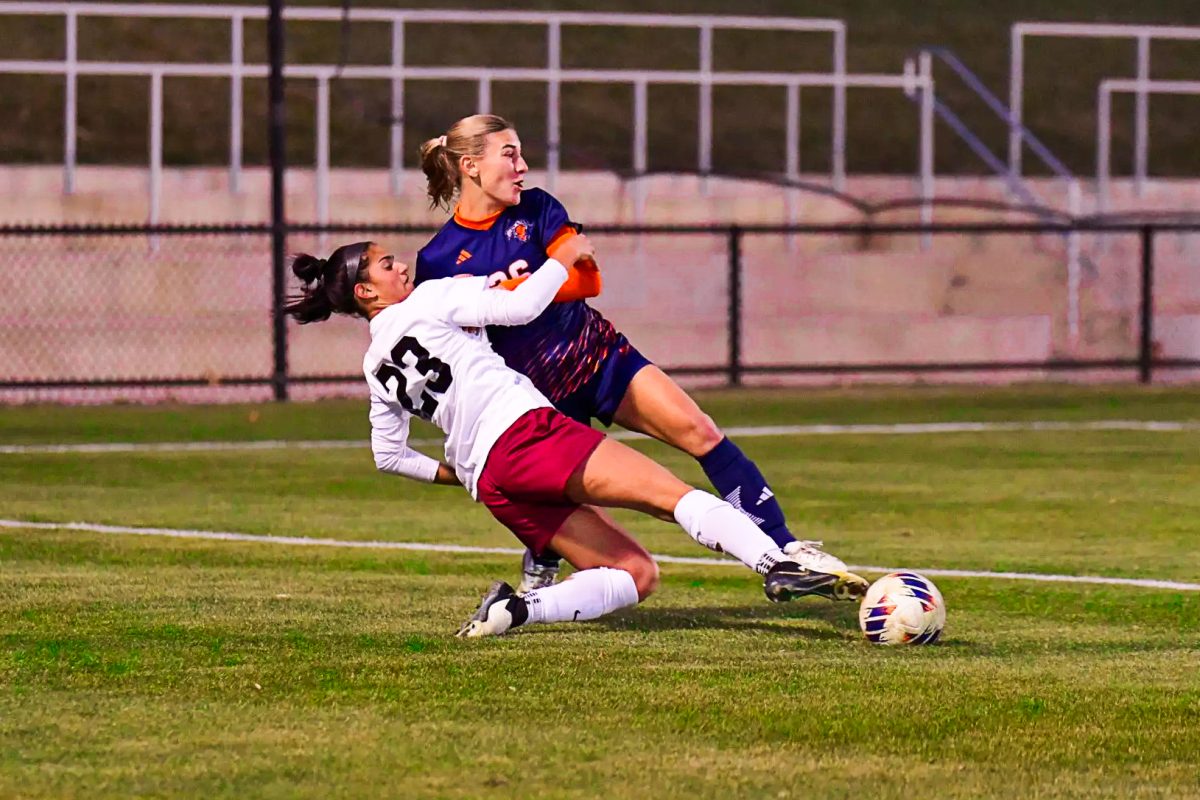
left=763, top=560, right=869, bottom=603
left=456, top=581, right=530, bottom=638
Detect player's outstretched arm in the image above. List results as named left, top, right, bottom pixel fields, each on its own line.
left=497, top=229, right=601, bottom=302
left=459, top=258, right=567, bottom=326
left=449, top=234, right=594, bottom=326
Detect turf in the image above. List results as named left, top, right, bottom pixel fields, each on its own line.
left=2, top=385, right=1200, bottom=798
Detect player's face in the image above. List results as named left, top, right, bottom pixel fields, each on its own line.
left=475, top=129, right=528, bottom=207
left=359, top=243, right=414, bottom=309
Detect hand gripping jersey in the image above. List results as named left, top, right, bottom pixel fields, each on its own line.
left=364, top=260, right=568, bottom=498
left=415, top=188, right=624, bottom=404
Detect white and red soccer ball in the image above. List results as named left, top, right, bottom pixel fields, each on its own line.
left=858, top=571, right=946, bottom=646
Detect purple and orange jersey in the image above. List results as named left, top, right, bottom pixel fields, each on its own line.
left=415, top=188, right=625, bottom=405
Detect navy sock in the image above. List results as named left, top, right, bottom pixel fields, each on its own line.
left=697, top=437, right=794, bottom=547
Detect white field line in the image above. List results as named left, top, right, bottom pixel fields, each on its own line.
left=2, top=518, right=1197, bottom=593
left=5, top=419, right=1200, bottom=455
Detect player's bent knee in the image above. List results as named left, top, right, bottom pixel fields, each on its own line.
left=696, top=412, right=720, bottom=450
left=626, top=555, right=660, bottom=601
left=685, top=413, right=724, bottom=456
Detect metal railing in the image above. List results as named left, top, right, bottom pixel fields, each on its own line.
left=1009, top=21, right=1200, bottom=193
left=0, top=3, right=862, bottom=198
left=1097, top=78, right=1200, bottom=214
left=908, top=47, right=1084, bottom=345
left=0, top=57, right=929, bottom=229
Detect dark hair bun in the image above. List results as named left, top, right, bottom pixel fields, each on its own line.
left=291, top=253, right=328, bottom=283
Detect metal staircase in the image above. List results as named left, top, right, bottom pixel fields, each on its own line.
left=905, top=46, right=1090, bottom=348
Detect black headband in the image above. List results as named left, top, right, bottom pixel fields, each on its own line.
left=337, top=241, right=371, bottom=287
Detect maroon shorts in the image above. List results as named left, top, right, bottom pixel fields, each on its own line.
left=476, top=407, right=605, bottom=556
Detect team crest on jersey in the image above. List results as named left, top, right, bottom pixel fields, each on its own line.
left=505, top=220, right=532, bottom=242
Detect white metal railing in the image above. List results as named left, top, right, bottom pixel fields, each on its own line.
left=1097, top=78, right=1200, bottom=214
left=0, top=58, right=931, bottom=228
left=1010, top=22, right=1200, bottom=195
left=0, top=3, right=855, bottom=200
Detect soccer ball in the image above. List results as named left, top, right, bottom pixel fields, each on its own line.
left=858, top=572, right=945, bottom=645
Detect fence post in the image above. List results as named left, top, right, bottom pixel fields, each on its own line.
left=1139, top=225, right=1154, bottom=385
left=230, top=13, right=244, bottom=194
left=728, top=225, right=743, bottom=387
left=389, top=18, right=404, bottom=196
left=268, top=0, right=289, bottom=401
left=546, top=19, right=561, bottom=193
left=63, top=9, right=78, bottom=194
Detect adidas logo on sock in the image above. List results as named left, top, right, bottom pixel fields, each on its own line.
left=756, top=487, right=775, bottom=506
left=724, top=487, right=767, bottom=527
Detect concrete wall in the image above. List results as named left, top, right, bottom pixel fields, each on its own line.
left=2, top=166, right=1199, bottom=403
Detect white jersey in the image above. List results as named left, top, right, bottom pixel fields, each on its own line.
left=364, top=259, right=568, bottom=498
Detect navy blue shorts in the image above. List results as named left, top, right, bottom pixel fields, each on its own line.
left=554, top=337, right=653, bottom=427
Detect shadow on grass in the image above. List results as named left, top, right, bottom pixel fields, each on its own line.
left=575, top=602, right=861, bottom=640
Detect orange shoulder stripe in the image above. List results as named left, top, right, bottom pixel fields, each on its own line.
left=545, top=224, right=578, bottom=258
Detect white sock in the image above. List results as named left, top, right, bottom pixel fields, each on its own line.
left=523, top=567, right=640, bottom=624
left=673, top=489, right=785, bottom=575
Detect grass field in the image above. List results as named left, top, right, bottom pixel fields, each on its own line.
left=2, top=385, right=1200, bottom=798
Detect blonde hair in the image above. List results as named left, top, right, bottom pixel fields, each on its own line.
left=419, top=114, right=514, bottom=210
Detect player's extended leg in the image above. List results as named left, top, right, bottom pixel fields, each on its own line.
left=609, top=366, right=857, bottom=578
left=565, top=437, right=867, bottom=601
left=516, top=362, right=800, bottom=592
left=611, top=365, right=795, bottom=547
left=457, top=506, right=654, bottom=638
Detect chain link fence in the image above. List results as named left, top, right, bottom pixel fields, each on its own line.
left=2, top=222, right=1198, bottom=404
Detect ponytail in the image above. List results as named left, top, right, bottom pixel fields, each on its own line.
left=420, top=114, right=514, bottom=211
left=419, top=135, right=459, bottom=211
left=284, top=241, right=373, bottom=324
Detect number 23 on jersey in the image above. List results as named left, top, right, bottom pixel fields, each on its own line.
left=372, top=336, right=453, bottom=421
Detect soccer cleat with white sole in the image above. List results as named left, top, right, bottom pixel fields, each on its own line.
left=782, top=539, right=848, bottom=573
left=516, top=548, right=560, bottom=596
left=456, top=581, right=530, bottom=638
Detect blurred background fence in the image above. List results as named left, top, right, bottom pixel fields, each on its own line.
left=3, top=220, right=1198, bottom=404
left=4, top=2, right=1200, bottom=405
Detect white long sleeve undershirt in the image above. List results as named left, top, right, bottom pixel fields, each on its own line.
left=446, top=258, right=567, bottom=328
left=369, top=393, right=440, bottom=482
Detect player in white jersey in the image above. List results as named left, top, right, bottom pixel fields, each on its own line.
left=284, top=238, right=869, bottom=637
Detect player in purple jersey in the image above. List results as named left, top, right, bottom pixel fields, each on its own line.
left=417, top=114, right=855, bottom=594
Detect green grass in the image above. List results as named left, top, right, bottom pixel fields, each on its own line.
left=3, top=0, right=1200, bottom=178
left=2, top=385, right=1200, bottom=797
left=4, top=383, right=1199, bottom=444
